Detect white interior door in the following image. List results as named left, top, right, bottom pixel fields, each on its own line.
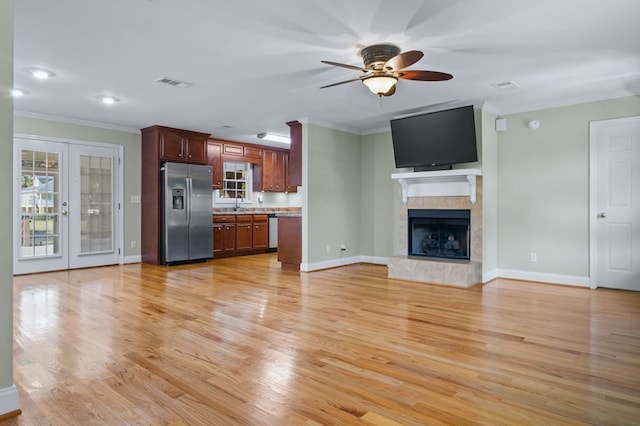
left=14, top=137, right=121, bottom=275
left=590, top=116, right=640, bottom=291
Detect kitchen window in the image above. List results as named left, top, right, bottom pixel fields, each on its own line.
left=215, top=161, right=252, bottom=204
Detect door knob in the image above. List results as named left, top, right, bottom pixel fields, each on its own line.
left=61, top=210, right=68, bottom=216
left=598, top=212, right=606, bottom=218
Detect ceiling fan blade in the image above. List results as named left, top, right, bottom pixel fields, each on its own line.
left=397, top=70, right=453, bottom=81
left=321, top=60, right=368, bottom=73
left=382, top=84, right=396, bottom=97
left=384, top=50, right=424, bottom=71
left=320, top=77, right=363, bottom=89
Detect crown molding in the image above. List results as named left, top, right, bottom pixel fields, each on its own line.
left=298, top=117, right=361, bottom=135
left=481, top=102, right=501, bottom=116
left=14, top=110, right=140, bottom=134
left=362, top=125, right=391, bottom=135
left=496, top=88, right=640, bottom=116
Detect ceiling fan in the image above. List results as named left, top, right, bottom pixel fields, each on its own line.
left=320, top=43, right=453, bottom=97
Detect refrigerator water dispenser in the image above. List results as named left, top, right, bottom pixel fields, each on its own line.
left=172, top=189, right=184, bottom=210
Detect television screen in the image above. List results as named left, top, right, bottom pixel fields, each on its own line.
left=390, top=105, right=478, bottom=169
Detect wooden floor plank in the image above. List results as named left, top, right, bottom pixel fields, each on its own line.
left=6, top=254, right=640, bottom=425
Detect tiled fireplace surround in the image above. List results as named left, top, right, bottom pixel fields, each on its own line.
left=388, top=175, right=483, bottom=287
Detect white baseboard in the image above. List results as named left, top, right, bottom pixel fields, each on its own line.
left=301, top=255, right=388, bottom=272
left=0, top=385, right=19, bottom=416
left=482, top=268, right=499, bottom=283
left=299, top=258, right=590, bottom=288
left=123, top=255, right=141, bottom=264
left=496, top=269, right=590, bottom=287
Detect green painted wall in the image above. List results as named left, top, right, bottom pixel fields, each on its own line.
left=497, top=96, right=640, bottom=276
left=305, top=124, right=362, bottom=263
left=13, top=117, right=142, bottom=258
left=360, top=131, right=400, bottom=258
left=480, top=108, right=498, bottom=275
left=0, top=0, right=14, bottom=402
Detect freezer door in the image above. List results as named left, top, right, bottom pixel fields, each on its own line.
left=187, top=164, right=213, bottom=260
left=162, top=162, right=190, bottom=263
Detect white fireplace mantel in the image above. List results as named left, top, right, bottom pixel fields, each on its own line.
left=392, top=169, right=482, bottom=204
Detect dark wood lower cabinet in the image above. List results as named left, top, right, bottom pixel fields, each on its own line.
left=213, top=215, right=236, bottom=256
left=213, top=214, right=269, bottom=257
left=252, top=215, right=268, bottom=251
left=235, top=215, right=253, bottom=253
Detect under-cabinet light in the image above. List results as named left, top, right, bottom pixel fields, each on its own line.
left=257, top=133, right=290, bottom=144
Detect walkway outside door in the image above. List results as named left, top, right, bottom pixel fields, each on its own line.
left=14, top=137, right=121, bottom=275
left=590, top=116, right=640, bottom=291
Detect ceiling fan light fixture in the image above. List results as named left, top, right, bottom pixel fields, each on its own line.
left=362, top=75, right=397, bottom=95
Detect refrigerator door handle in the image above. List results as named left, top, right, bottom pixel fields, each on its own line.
left=186, top=177, right=192, bottom=225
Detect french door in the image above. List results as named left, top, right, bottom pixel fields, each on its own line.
left=14, top=137, right=121, bottom=275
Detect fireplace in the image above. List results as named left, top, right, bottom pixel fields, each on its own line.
left=408, top=209, right=471, bottom=260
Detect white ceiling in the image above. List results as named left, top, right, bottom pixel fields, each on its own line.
left=13, top=0, right=640, bottom=146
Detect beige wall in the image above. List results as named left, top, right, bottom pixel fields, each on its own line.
left=13, top=117, right=142, bottom=258
left=497, top=96, right=640, bottom=277
left=0, top=0, right=15, bottom=409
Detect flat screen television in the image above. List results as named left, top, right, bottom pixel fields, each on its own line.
left=390, top=105, right=478, bottom=170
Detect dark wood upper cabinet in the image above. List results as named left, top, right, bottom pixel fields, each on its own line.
left=207, top=140, right=223, bottom=189
left=257, top=149, right=286, bottom=192
left=157, top=126, right=208, bottom=164
left=284, top=152, right=297, bottom=193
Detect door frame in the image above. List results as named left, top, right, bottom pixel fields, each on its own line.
left=14, top=133, right=124, bottom=271
left=588, top=115, right=640, bottom=289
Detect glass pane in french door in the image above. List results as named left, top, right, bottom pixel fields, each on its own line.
left=79, top=155, right=113, bottom=254
left=19, top=149, right=61, bottom=258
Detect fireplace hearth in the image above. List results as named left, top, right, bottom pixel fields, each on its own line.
left=408, top=209, right=470, bottom=261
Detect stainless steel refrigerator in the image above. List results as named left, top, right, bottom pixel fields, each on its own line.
left=161, top=162, right=213, bottom=264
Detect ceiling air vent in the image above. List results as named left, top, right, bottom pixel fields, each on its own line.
left=492, top=80, right=519, bottom=91
left=155, top=77, right=193, bottom=89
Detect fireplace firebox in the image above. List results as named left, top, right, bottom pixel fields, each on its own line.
left=408, top=209, right=470, bottom=260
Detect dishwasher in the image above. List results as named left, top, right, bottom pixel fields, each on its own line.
left=267, top=214, right=278, bottom=252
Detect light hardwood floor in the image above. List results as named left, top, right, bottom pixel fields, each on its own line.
left=6, top=253, right=640, bottom=425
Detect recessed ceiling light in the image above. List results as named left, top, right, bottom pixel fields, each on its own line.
left=11, top=88, right=29, bottom=97
left=28, top=68, right=55, bottom=79
left=97, top=95, right=120, bottom=105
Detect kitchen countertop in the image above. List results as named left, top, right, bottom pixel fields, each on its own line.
left=213, top=207, right=301, bottom=215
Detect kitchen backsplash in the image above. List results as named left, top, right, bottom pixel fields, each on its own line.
left=212, top=189, right=302, bottom=209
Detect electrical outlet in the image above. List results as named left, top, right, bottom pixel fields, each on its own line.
left=326, top=244, right=331, bottom=253
left=340, top=244, right=346, bottom=251
left=530, top=253, right=537, bottom=263
left=131, top=240, right=137, bottom=249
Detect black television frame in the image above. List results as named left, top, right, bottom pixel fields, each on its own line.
left=390, top=105, right=478, bottom=171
